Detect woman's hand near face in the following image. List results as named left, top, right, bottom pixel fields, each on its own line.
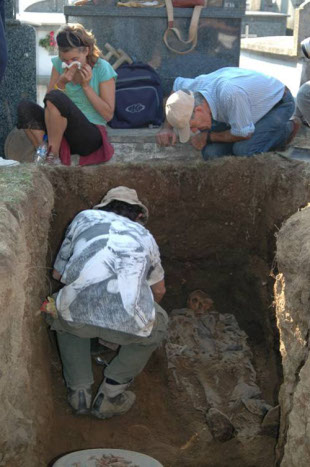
left=79, top=64, right=93, bottom=88
left=47, top=64, right=79, bottom=93
left=59, top=63, right=80, bottom=86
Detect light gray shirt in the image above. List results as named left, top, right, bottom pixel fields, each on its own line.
left=54, top=210, right=164, bottom=337
left=173, top=67, right=285, bottom=137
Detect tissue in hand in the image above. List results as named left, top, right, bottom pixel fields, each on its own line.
left=62, top=61, right=82, bottom=70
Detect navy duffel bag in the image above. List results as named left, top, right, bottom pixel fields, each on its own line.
left=108, top=62, right=164, bottom=129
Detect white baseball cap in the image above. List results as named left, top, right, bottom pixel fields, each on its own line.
left=166, top=90, right=195, bottom=143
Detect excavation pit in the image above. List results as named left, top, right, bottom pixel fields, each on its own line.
left=1, top=155, right=310, bottom=467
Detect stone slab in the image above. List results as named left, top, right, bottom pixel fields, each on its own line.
left=109, top=142, right=201, bottom=163
left=17, top=12, right=66, bottom=26
left=244, top=10, right=288, bottom=16
left=107, top=127, right=163, bottom=143
left=241, top=11, right=288, bottom=37
left=241, top=36, right=296, bottom=57
left=4, top=126, right=202, bottom=165
left=65, top=3, right=245, bottom=96
left=106, top=127, right=201, bottom=163
left=5, top=0, right=16, bottom=19
left=0, top=19, right=36, bottom=157
left=5, top=124, right=310, bottom=165
left=25, top=0, right=68, bottom=13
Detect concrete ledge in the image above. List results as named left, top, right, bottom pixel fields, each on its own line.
left=16, top=12, right=66, bottom=26
left=4, top=126, right=202, bottom=165
left=107, top=128, right=200, bottom=162
left=6, top=125, right=310, bottom=166
left=106, top=127, right=202, bottom=163
left=64, top=4, right=246, bottom=19
left=110, top=142, right=201, bottom=163
left=244, top=11, right=289, bottom=17
left=106, top=127, right=161, bottom=143
left=241, top=36, right=297, bottom=57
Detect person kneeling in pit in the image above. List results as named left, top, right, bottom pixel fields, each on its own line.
left=156, top=67, right=300, bottom=160
left=45, top=186, right=167, bottom=418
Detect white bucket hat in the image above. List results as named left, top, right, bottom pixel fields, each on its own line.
left=93, top=186, right=149, bottom=224
left=165, top=90, right=195, bottom=143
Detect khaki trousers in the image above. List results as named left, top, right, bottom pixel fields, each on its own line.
left=50, top=303, right=168, bottom=389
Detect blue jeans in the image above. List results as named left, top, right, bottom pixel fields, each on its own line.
left=202, top=89, right=295, bottom=160
left=0, top=0, right=7, bottom=83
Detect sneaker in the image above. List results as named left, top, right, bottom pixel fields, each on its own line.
left=0, top=157, right=20, bottom=167
left=91, top=378, right=135, bottom=419
left=67, top=386, right=92, bottom=415
left=92, top=391, right=136, bottom=419
left=46, top=153, right=61, bottom=165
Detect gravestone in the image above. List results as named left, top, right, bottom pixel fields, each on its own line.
left=294, top=0, right=310, bottom=53
left=65, top=0, right=246, bottom=96
left=0, top=0, right=36, bottom=157
left=26, top=0, right=69, bottom=13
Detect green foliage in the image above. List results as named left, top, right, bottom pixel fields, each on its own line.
left=39, top=31, right=57, bottom=52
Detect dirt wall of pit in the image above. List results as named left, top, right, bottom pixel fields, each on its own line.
left=1, top=155, right=310, bottom=465
left=0, top=167, right=54, bottom=466
left=275, top=205, right=310, bottom=466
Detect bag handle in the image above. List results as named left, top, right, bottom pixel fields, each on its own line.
left=163, top=0, right=206, bottom=54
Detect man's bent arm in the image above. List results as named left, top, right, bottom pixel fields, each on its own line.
left=151, top=279, right=166, bottom=303
left=209, top=130, right=252, bottom=144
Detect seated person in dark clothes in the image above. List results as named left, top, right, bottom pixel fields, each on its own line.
left=17, top=23, right=117, bottom=165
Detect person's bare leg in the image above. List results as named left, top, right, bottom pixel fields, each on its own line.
left=24, top=129, right=45, bottom=148
left=44, top=100, right=67, bottom=160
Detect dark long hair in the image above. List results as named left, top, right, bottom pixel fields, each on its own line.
left=98, top=200, right=144, bottom=222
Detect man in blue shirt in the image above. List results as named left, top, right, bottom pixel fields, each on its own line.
left=156, top=67, right=300, bottom=159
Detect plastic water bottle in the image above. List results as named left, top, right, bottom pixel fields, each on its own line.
left=34, top=134, right=48, bottom=165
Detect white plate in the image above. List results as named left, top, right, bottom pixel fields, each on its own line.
left=52, top=448, right=163, bottom=467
